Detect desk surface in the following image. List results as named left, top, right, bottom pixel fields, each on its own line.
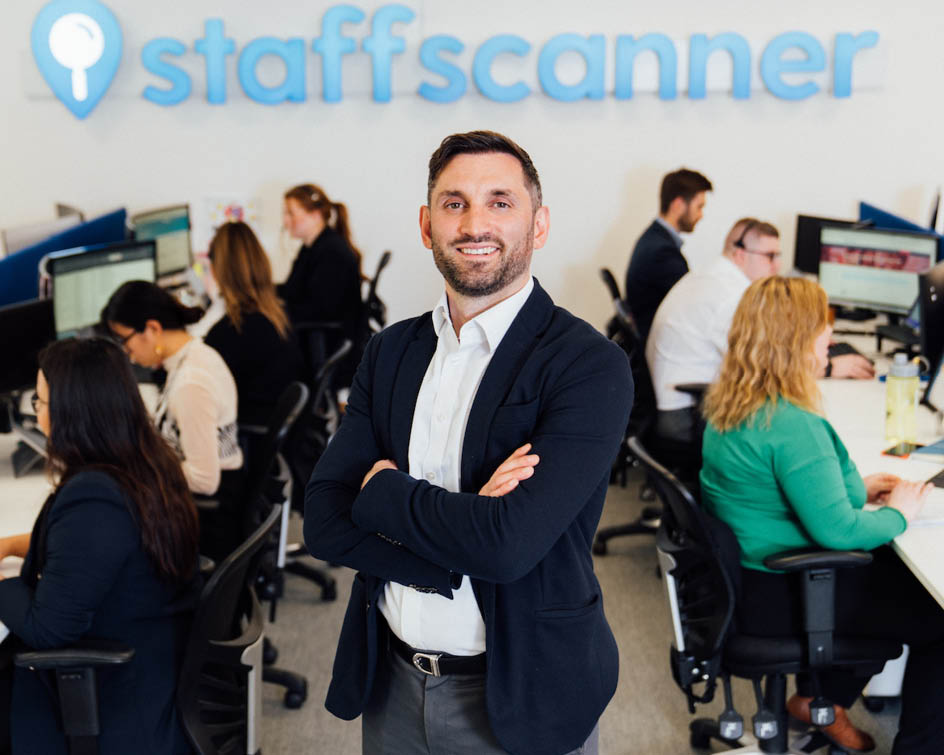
left=821, top=375, right=944, bottom=608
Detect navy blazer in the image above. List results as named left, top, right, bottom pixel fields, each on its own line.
left=624, top=220, right=688, bottom=344
left=0, top=470, right=197, bottom=754
left=304, top=280, right=633, bottom=755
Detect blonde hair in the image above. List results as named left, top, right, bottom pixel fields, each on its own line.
left=208, top=221, right=290, bottom=338
left=703, top=277, right=828, bottom=431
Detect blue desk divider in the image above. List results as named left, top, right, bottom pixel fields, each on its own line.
left=0, top=208, right=127, bottom=307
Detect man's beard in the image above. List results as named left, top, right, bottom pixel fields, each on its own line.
left=431, top=230, right=533, bottom=298
left=677, top=213, right=697, bottom=233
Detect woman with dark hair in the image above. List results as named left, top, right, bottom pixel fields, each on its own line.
left=102, top=280, right=243, bottom=498
left=0, top=338, right=199, bottom=753
left=205, top=221, right=304, bottom=426
left=280, top=184, right=364, bottom=381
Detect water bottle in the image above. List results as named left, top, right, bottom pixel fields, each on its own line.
left=886, top=353, right=920, bottom=444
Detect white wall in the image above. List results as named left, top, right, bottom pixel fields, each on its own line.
left=4, top=0, right=944, bottom=331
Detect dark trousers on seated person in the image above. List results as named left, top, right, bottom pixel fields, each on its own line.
left=362, top=628, right=599, bottom=755
left=739, top=546, right=944, bottom=755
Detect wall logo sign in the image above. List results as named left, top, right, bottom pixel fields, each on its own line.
left=31, top=1, right=880, bottom=120
left=32, top=0, right=122, bottom=118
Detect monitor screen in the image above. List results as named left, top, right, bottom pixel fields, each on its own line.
left=132, top=205, right=191, bottom=277
left=47, top=240, right=156, bottom=339
left=0, top=298, right=56, bottom=394
left=793, top=215, right=856, bottom=275
left=818, top=227, right=937, bottom=314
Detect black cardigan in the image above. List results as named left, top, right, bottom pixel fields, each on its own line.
left=278, top=226, right=362, bottom=341
left=205, top=311, right=304, bottom=426
left=0, top=470, right=198, bottom=754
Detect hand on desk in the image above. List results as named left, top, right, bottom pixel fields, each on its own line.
left=864, top=473, right=901, bottom=503
left=830, top=354, right=875, bottom=380
left=883, top=480, right=934, bottom=523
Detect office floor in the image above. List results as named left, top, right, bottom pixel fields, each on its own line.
left=260, top=465, right=904, bottom=755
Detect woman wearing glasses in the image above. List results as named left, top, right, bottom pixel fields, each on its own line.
left=700, top=277, right=943, bottom=754
left=0, top=338, right=199, bottom=753
left=103, top=281, right=243, bottom=559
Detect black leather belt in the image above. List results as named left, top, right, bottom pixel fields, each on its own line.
left=389, top=631, right=486, bottom=677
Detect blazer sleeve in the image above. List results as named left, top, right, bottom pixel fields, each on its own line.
left=352, top=339, right=633, bottom=584
left=303, top=333, right=457, bottom=595
left=0, top=483, right=136, bottom=649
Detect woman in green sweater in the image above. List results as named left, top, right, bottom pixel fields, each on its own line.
left=701, top=276, right=941, bottom=754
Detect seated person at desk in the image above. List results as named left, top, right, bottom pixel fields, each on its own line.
left=204, top=221, right=304, bottom=426
left=0, top=338, right=199, bottom=754
left=701, top=276, right=943, bottom=754
left=624, top=168, right=712, bottom=345
left=646, top=218, right=874, bottom=443
left=103, top=282, right=244, bottom=559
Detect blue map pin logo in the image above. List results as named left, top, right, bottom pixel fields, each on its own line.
left=32, top=0, right=122, bottom=119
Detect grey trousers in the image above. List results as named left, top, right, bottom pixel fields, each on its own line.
left=362, top=647, right=599, bottom=755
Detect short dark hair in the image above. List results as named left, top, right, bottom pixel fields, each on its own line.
left=659, top=169, right=713, bottom=214
left=427, top=130, right=542, bottom=209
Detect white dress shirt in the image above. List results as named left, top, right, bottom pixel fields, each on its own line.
left=378, top=277, right=534, bottom=655
left=646, top=255, right=750, bottom=411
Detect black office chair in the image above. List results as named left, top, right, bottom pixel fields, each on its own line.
left=362, top=249, right=392, bottom=337
left=13, top=506, right=281, bottom=755
left=281, top=340, right=353, bottom=599
left=633, top=436, right=902, bottom=754
left=595, top=267, right=704, bottom=555
left=177, top=503, right=283, bottom=755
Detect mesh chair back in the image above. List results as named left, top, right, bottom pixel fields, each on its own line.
left=629, top=436, right=736, bottom=663
left=177, top=504, right=282, bottom=755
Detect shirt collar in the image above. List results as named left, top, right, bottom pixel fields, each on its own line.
left=162, top=337, right=195, bottom=373
left=716, top=254, right=751, bottom=284
left=432, top=277, right=534, bottom=353
left=655, top=217, right=685, bottom=248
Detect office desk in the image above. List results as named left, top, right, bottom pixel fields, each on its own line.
left=820, top=377, right=944, bottom=608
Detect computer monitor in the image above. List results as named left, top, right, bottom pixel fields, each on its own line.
left=859, top=201, right=944, bottom=262
left=47, top=240, right=156, bottom=339
left=132, top=205, right=192, bottom=277
left=793, top=215, right=857, bottom=274
left=0, top=208, right=127, bottom=307
left=0, top=298, right=56, bottom=394
left=818, top=226, right=937, bottom=315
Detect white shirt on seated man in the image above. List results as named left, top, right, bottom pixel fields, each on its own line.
left=645, top=217, right=874, bottom=443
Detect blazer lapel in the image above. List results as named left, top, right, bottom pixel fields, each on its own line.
left=388, top=319, right=437, bottom=471
left=460, top=280, right=553, bottom=490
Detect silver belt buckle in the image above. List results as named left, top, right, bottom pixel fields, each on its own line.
left=412, top=651, right=442, bottom=677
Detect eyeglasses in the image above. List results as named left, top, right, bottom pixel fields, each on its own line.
left=734, top=220, right=781, bottom=263
left=30, top=392, right=47, bottom=414
left=114, top=329, right=138, bottom=346
left=740, top=248, right=782, bottom=263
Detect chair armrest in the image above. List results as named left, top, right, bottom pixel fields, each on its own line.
left=764, top=548, right=873, bottom=572
left=15, top=644, right=134, bottom=671
left=293, top=320, right=343, bottom=333
left=675, top=383, right=710, bottom=399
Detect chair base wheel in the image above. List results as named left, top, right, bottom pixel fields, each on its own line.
left=592, top=538, right=607, bottom=555
left=322, top=581, right=337, bottom=601
left=263, top=642, right=278, bottom=666
left=284, top=681, right=308, bottom=709
left=861, top=695, right=885, bottom=713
